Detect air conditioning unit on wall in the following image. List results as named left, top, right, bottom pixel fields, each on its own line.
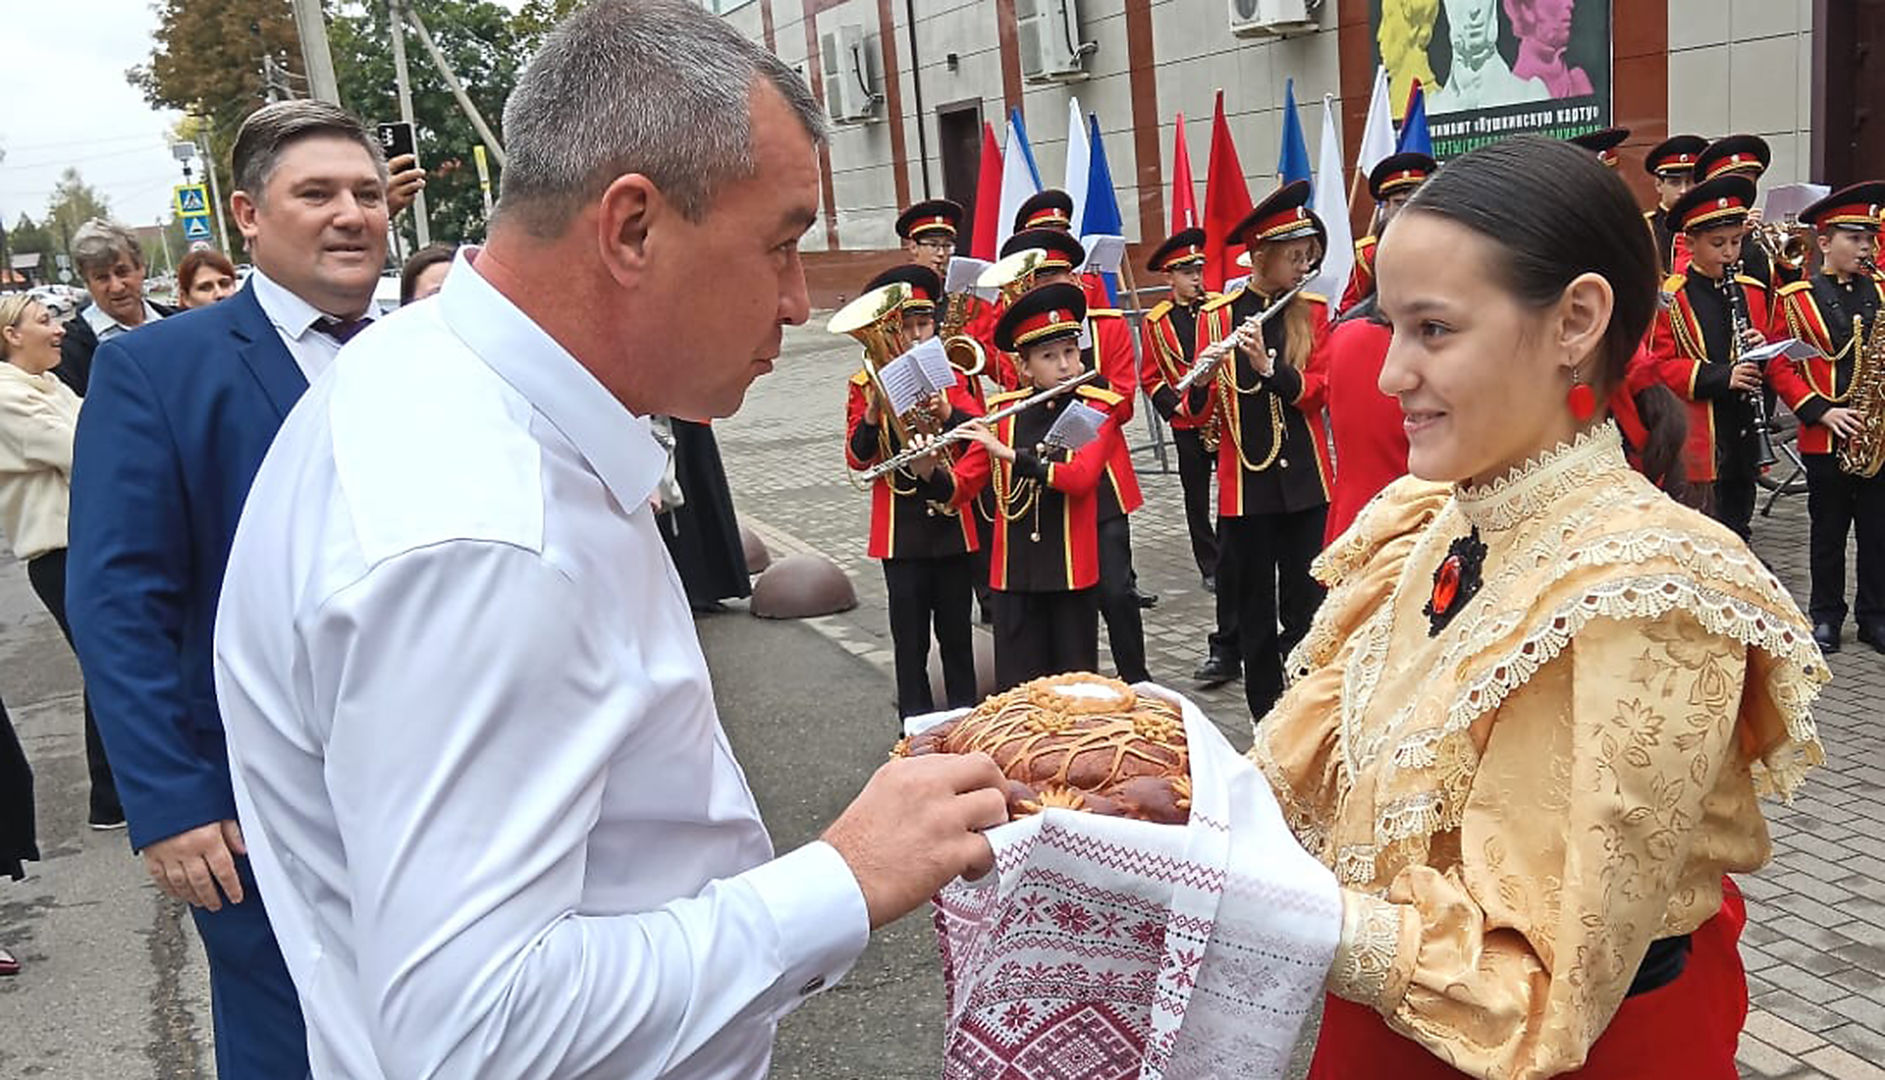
left=820, top=24, right=881, bottom=124
left=1229, top=0, right=1323, bottom=39
left=1018, top=0, right=1095, bottom=83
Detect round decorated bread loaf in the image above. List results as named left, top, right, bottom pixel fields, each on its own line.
left=894, top=673, right=1191, bottom=825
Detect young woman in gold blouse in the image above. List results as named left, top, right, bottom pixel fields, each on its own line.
left=1253, top=135, right=1828, bottom=1078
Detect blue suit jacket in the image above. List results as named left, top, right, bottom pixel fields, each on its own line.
left=68, top=284, right=310, bottom=851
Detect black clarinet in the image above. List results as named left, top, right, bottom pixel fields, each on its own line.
left=1721, top=261, right=1779, bottom=468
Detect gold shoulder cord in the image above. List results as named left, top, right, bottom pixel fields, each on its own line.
left=988, top=417, right=1046, bottom=541
left=878, top=423, right=961, bottom=517
left=1217, top=334, right=1287, bottom=474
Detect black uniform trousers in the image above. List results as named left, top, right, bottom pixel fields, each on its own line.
left=1172, top=428, right=1219, bottom=580
left=882, top=554, right=979, bottom=718
left=1096, top=515, right=1150, bottom=684
left=25, top=548, right=122, bottom=823
left=1701, top=447, right=1759, bottom=545
left=991, top=588, right=1100, bottom=692
left=1217, top=506, right=1327, bottom=722
left=1803, top=454, right=1885, bottom=628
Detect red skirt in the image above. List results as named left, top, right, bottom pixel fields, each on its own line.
left=1308, top=878, right=1749, bottom=1079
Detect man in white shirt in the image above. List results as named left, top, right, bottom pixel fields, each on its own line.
left=213, top=2, right=1007, bottom=1077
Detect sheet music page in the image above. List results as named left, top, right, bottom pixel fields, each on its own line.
left=874, top=351, right=929, bottom=417
left=1081, top=235, right=1125, bottom=276
left=1743, top=337, right=1818, bottom=365
left=907, top=337, right=957, bottom=394
left=1763, top=183, right=1830, bottom=222
left=1043, top=400, right=1107, bottom=452
left=946, top=256, right=994, bottom=300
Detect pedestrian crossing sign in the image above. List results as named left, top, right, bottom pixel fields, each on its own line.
left=173, top=184, right=209, bottom=216
left=181, top=215, right=213, bottom=243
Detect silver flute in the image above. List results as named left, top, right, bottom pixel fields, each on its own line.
left=1173, top=282, right=1306, bottom=393
left=858, top=368, right=1100, bottom=482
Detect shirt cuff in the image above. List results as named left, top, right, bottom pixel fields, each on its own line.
left=742, top=840, right=871, bottom=1015
left=1328, top=888, right=1414, bottom=1016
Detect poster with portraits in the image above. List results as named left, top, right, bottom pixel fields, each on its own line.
left=1372, top=0, right=1611, bottom=159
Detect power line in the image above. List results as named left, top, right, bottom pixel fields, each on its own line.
left=0, top=143, right=175, bottom=171
left=0, top=130, right=173, bottom=155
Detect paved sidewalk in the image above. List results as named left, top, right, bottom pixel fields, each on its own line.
left=717, top=319, right=1885, bottom=1079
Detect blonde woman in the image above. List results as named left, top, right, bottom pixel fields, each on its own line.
left=0, top=294, right=123, bottom=830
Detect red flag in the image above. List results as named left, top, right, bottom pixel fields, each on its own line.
left=970, top=121, right=1004, bottom=261
left=1170, top=111, right=1198, bottom=235
left=1202, top=91, right=1254, bottom=292
left=1403, top=77, right=1422, bottom=122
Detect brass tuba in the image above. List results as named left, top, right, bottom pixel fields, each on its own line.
left=1838, top=313, right=1885, bottom=478
left=829, top=283, right=943, bottom=445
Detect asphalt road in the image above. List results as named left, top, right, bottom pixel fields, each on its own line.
left=0, top=557, right=948, bottom=1077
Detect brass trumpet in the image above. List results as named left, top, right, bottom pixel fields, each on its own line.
left=977, top=249, right=1049, bottom=303
left=1754, top=216, right=1813, bottom=268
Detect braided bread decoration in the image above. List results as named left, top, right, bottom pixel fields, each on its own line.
left=894, top=674, right=1191, bottom=824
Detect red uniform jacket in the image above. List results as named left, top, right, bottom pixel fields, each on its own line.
left=1086, top=309, right=1144, bottom=518
left=845, top=370, right=983, bottom=560
left=936, top=385, right=1124, bottom=591
left=1769, top=274, right=1885, bottom=456
left=1339, top=235, right=1377, bottom=313
left=1322, top=315, right=1406, bottom=542
left=1186, top=287, right=1335, bottom=517
left=1646, top=270, right=1779, bottom=483
left=1139, top=295, right=1217, bottom=431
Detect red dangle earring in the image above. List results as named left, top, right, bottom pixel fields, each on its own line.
left=1566, top=367, right=1598, bottom=422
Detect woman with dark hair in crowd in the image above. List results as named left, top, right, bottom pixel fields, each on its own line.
left=1252, top=135, right=1825, bottom=1078
left=400, top=243, right=457, bottom=305
left=176, top=249, right=238, bottom=309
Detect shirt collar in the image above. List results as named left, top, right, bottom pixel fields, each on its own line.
left=249, top=267, right=378, bottom=341
left=82, top=298, right=162, bottom=338
left=437, top=248, right=666, bottom=510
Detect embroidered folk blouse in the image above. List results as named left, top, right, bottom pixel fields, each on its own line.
left=1251, top=423, right=1827, bottom=1080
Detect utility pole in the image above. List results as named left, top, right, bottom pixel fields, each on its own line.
left=403, top=4, right=507, bottom=167
left=199, top=133, right=232, bottom=254
left=388, top=0, right=432, bottom=248
left=289, top=0, right=342, bottom=104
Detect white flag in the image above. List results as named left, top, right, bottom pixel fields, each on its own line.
left=1064, top=97, right=1091, bottom=236
left=1357, top=66, right=1396, bottom=186
left=996, top=112, right=1043, bottom=252
left=1307, top=95, right=1355, bottom=318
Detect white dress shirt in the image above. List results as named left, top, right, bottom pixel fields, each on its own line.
left=215, top=251, right=870, bottom=1079
left=81, top=297, right=165, bottom=343
left=248, top=268, right=378, bottom=384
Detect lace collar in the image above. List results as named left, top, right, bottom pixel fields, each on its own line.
left=1455, top=423, right=1628, bottom=532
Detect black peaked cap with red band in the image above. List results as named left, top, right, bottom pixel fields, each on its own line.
left=895, top=199, right=963, bottom=241
left=1013, top=189, right=1076, bottom=233
left=1147, top=227, right=1207, bottom=273
left=1800, top=182, right=1885, bottom=233
left=1368, top=152, right=1437, bottom=201
left=1669, top=175, right=1758, bottom=234
left=1695, top=135, right=1771, bottom=182
left=864, top=264, right=943, bottom=313
left=1001, top=227, right=1087, bottom=272
left=1644, top=134, right=1708, bottom=177
left=1568, top=126, right=1630, bottom=168
left=1234, top=179, right=1321, bottom=248
left=995, top=282, right=1088, bottom=354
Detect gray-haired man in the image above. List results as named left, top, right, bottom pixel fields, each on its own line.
left=213, top=1, right=1006, bottom=1077
left=58, top=219, right=177, bottom=397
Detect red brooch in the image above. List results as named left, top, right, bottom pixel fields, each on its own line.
left=1423, top=528, right=1487, bottom=636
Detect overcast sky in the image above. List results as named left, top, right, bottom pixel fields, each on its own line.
left=0, top=1, right=530, bottom=235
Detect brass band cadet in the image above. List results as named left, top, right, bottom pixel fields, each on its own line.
left=1339, top=152, right=1435, bottom=314
left=1769, top=183, right=1885, bottom=654
left=845, top=264, right=984, bottom=719
left=1643, top=134, right=1706, bottom=274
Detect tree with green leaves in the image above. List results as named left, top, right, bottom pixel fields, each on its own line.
left=44, top=169, right=115, bottom=255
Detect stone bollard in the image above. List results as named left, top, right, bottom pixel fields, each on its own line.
left=749, top=554, right=856, bottom=619
left=740, top=524, right=772, bottom=575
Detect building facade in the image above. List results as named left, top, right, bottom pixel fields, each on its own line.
left=710, top=0, right=1871, bottom=284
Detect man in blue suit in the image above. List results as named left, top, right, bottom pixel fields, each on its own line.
left=67, top=99, right=395, bottom=1077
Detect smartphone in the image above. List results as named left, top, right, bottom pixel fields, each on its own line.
left=376, top=121, right=416, bottom=163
